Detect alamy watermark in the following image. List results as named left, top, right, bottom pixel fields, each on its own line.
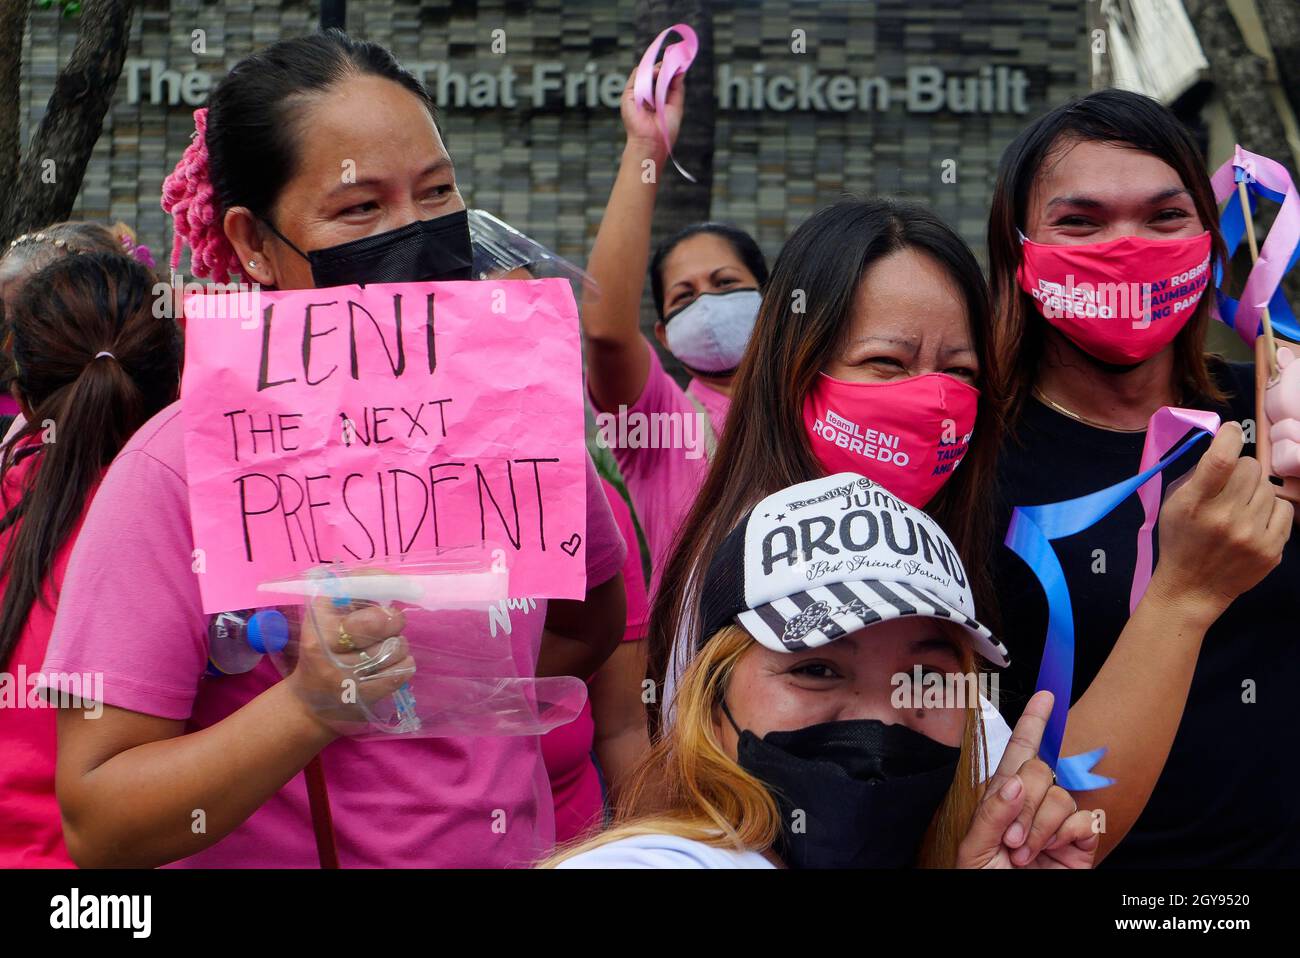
left=593, top=405, right=710, bottom=460
left=1026, top=259, right=1209, bottom=329
left=0, top=667, right=103, bottom=718
left=891, top=667, right=999, bottom=711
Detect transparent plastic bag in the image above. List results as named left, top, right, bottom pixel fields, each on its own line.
left=257, top=545, right=587, bottom=740
left=468, top=208, right=599, bottom=300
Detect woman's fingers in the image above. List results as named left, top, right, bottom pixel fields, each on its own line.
left=1268, top=493, right=1296, bottom=537
left=1221, top=452, right=1263, bottom=507
left=354, top=654, right=417, bottom=703
left=1011, top=781, right=1077, bottom=866
left=955, top=774, right=1025, bottom=868
left=1003, top=758, right=1055, bottom=853
left=1036, top=810, right=1101, bottom=869
left=987, top=689, right=1053, bottom=794
left=331, top=604, right=405, bottom=654
left=1183, top=422, right=1243, bottom=499
left=338, top=634, right=411, bottom=676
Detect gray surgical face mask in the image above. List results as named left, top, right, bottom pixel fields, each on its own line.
left=663, top=288, right=761, bottom=375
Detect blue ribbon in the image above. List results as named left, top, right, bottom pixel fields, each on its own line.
left=1215, top=173, right=1300, bottom=343
left=1003, top=430, right=1211, bottom=790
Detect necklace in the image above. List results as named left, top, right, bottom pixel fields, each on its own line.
left=1032, top=387, right=1150, bottom=433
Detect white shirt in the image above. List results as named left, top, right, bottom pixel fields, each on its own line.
left=556, top=834, right=775, bottom=869
left=979, top=693, right=1012, bottom=779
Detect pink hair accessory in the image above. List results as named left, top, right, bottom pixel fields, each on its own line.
left=119, top=232, right=156, bottom=269
left=161, top=108, right=241, bottom=282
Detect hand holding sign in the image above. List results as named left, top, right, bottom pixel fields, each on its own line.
left=1148, top=422, right=1292, bottom=623
left=956, top=691, right=1099, bottom=869
left=286, top=597, right=415, bottom=730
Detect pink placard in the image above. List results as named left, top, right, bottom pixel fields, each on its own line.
left=180, top=278, right=587, bottom=614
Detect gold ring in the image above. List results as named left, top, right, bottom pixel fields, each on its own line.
left=337, top=624, right=356, bottom=651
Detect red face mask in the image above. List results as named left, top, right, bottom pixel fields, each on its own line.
left=802, top=372, right=979, bottom=508
left=1017, top=231, right=1212, bottom=365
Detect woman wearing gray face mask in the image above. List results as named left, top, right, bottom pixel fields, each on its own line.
left=583, top=64, right=767, bottom=600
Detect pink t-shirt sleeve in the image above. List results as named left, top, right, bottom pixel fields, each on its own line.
left=587, top=344, right=690, bottom=483
left=583, top=453, right=626, bottom=589
left=42, top=446, right=208, bottom=721
left=600, top=479, right=649, bottom=642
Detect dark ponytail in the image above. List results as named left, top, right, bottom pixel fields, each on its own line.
left=0, top=252, right=181, bottom=666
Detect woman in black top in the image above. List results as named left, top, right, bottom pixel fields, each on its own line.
left=986, top=89, right=1297, bottom=866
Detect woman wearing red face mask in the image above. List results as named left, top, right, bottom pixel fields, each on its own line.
left=645, top=198, right=1007, bottom=724
left=988, top=90, right=1295, bottom=865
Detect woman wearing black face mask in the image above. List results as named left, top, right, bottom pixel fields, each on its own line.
left=44, top=30, right=629, bottom=869
left=546, top=473, right=1098, bottom=869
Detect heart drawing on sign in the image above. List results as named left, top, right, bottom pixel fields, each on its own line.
left=560, top=533, right=582, bottom=557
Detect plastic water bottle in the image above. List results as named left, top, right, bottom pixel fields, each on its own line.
left=206, top=609, right=290, bottom=677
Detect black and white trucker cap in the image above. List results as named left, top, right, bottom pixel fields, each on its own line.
left=698, top=473, right=1009, bottom=667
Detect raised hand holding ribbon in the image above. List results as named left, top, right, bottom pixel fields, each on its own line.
left=633, top=23, right=698, bottom=182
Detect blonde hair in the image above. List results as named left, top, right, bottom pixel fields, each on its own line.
left=543, top=624, right=988, bottom=868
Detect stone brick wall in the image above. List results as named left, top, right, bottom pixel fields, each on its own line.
left=17, top=0, right=1090, bottom=288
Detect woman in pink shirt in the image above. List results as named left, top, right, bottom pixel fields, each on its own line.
left=42, top=30, right=626, bottom=869
left=583, top=64, right=767, bottom=595
left=0, top=246, right=181, bottom=867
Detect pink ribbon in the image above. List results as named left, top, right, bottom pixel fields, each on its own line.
left=634, top=23, right=698, bottom=183
left=1128, top=407, right=1222, bottom=612
left=1210, top=145, right=1300, bottom=345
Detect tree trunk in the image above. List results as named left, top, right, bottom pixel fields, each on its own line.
left=1185, top=0, right=1300, bottom=305
left=0, top=0, right=30, bottom=234
left=1, top=0, right=136, bottom=246
left=633, top=0, right=714, bottom=380
left=1257, top=0, right=1300, bottom=137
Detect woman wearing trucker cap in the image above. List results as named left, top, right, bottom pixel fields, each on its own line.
left=549, top=474, right=1098, bottom=868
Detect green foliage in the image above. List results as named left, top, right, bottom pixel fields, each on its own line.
left=35, top=0, right=82, bottom=19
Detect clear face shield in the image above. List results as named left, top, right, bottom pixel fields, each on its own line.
left=468, top=209, right=599, bottom=300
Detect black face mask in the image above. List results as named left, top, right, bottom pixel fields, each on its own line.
left=725, top=703, right=961, bottom=869
left=264, top=209, right=474, bottom=288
